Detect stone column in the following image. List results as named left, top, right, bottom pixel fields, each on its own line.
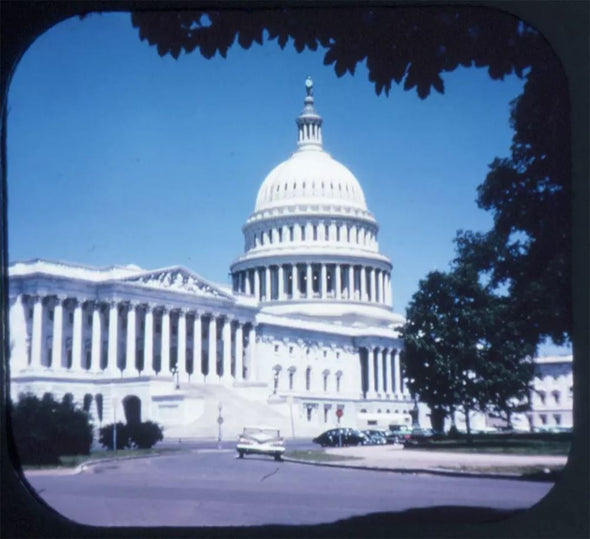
left=374, top=270, right=380, bottom=303
left=193, top=311, right=203, bottom=382
left=126, top=302, right=137, bottom=374
left=370, top=268, right=376, bottom=302
left=335, top=264, right=341, bottom=300
left=222, top=316, right=231, bottom=382
left=90, top=301, right=102, bottom=372
left=393, top=349, right=401, bottom=396
left=291, top=265, right=297, bottom=298
left=52, top=296, right=65, bottom=370
left=366, top=346, right=375, bottom=398
left=144, top=305, right=155, bottom=375
left=9, top=295, right=28, bottom=371
left=208, top=314, right=217, bottom=379
left=348, top=265, right=354, bottom=300
left=320, top=263, right=327, bottom=299
left=306, top=263, right=312, bottom=298
left=72, top=300, right=83, bottom=371
left=385, top=273, right=391, bottom=305
left=382, top=348, right=389, bottom=395
left=379, top=271, right=385, bottom=304
left=161, top=307, right=170, bottom=375
left=254, top=268, right=260, bottom=299
left=278, top=265, right=284, bottom=300
left=30, top=296, right=44, bottom=369
left=265, top=266, right=271, bottom=301
left=375, top=347, right=383, bottom=397
left=360, top=266, right=367, bottom=302
left=247, top=324, right=256, bottom=381
left=107, top=301, right=119, bottom=375
left=245, top=270, right=252, bottom=295
left=178, top=309, right=187, bottom=379
left=235, top=322, right=243, bottom=382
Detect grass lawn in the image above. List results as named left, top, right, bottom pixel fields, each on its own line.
left=284, top=449, right=362, bottom=463
left=22, top=447, right=184, bottom=471
left=435, top=464, right=564, bottom=481
left=407, top=438, right=570, bottom=456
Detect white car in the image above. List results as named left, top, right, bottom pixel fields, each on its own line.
left=236, top=426, right=285, bottom=461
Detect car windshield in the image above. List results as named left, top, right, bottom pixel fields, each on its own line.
left=242, top=427, right=280, bottom=441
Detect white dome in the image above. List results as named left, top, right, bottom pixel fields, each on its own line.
left=254, top=149, right=368, bottom=213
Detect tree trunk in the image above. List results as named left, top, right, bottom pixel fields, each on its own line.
left=430, top=408, right=446, bottom=433
left=464, top=408, right=473, bottom=444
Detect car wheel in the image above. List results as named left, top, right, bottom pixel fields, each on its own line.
left=274, top=453, right=282, bottom=462
left=238, top=451, right=244, bottom=458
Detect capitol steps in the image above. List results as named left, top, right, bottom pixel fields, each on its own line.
left=162, top=383, right=298, bottom=441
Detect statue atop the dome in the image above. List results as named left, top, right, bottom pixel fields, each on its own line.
left=305, top=76, right=313, bottom=97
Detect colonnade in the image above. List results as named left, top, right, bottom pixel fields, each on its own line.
left=232, top=263, right=391, bottom=304
left=362, top=347, right=405, bottom=399
left=245, top=220, right=378, bottom=251
left=11, top=294, right=255, bottom=384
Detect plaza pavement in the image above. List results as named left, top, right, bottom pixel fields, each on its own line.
left=284, top=444, right=568, bottom=479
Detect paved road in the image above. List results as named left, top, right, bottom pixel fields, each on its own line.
left=25, top=450, right=554, bottom=527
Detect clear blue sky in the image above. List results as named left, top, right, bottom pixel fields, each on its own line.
left=9, top=12, right=551, bottom=339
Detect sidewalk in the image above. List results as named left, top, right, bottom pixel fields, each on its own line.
left=284, top=444, right=568, bottom=480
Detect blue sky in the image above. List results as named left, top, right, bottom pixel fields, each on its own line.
left=8, top=11, right=565, bottom=353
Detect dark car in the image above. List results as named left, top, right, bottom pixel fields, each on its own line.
left=403, top=427, right=442, bottom=446
left=362, top=429, right=388, bottom=445
left=312, top=428, right=369, bottom=447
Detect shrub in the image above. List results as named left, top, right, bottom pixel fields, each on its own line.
left=11, top=393, right=93, bottom=465
left=128, top=421, right=164, bottom=449
left=98, top=422, right=131, bottom=450
left=98, top=421, right=164, bottom=450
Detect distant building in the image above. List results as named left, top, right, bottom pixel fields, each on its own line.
left=8, top=80, right=411, bottom=438
left=525, top=355, right=573, bottom=431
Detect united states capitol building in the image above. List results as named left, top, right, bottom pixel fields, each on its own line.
left=7, top=79, right=572, bottom=438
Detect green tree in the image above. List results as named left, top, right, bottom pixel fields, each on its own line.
left=402, top=269, right=489, bottom=436
left=402, top=267, right=536, bottom=436
left=11, top=393, right=93, bottom=465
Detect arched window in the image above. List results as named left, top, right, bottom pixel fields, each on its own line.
left=83, top=394, right=93, bottom=412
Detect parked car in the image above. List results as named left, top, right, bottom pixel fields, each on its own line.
left=312, top=428, right=369, bottom=447
left=403, top=427, right=442, bottom=446
left=388, top=424, right=413, bottom=442
left=362, top=429, right=388, bottom=445
left=236, top=426, right=285, bottom=461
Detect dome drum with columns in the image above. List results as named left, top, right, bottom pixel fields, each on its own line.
left=8, top=79, right=420, bottom=440
left=231, top=77, right=397, bottom=326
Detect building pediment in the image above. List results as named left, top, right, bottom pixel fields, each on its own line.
left=118, top=266, right=233, bottom=300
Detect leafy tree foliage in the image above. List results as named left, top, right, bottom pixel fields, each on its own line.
left=455, top=52, right=571, bottom=346
left=11, top=393, right=93, bottom=465
left=99, top=421, right=164, bottom=450
left=131, top=7, right=545, bottom=98
left=402, top=267, right=535, bottom=434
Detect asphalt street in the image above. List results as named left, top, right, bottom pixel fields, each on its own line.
left=25, top=449, right=554, bottom=528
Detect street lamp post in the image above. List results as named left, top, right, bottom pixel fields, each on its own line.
left=217, top=402, right=223, bottom=449
left=112, top=397, right=117, bottom=452
left=171, top=364, right=179, bottom=390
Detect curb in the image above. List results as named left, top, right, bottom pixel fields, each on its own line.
left=282, top=457, right=549, bottom=482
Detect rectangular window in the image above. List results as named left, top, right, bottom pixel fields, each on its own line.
left=69, top=313, right=74, bottom=324
left=289, top=226, right=294, bottom=242
left=87, top=315, right=92, bottom=326
left=48, top=310, right=54, bottom=321
left=554, top=414, right=561, bottom=425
